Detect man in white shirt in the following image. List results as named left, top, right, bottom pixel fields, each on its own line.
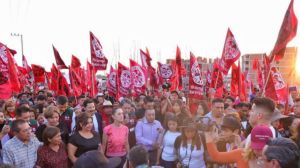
left=245, top=97, right=277, bottom=145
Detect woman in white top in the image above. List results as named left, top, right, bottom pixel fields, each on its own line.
left=174, top=118, right=206, bottom=168
left=156, top=115, right=181, bottom=168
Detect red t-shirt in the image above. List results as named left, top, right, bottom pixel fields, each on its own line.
left=103, top=124, right=128, bottom=157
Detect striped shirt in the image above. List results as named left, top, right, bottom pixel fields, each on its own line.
left=3, top=136, right=42, bottom=168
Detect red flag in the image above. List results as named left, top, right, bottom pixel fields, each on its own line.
left=22, top=55, right=31, bottom=73
left=7, top=50, right=21, bottom=93
left=57, top=70, right=70, bottom=96
left=140, top=49, right=151, bottom=68
left=210, top=59, right=224, bottom=98
left=0, top=43, right=21, bottom=99
left=169, top=61, right=179, bottom=92
left=52, top=45, right=68, bottom=69
left=219, top=28, right=241, bottom=75
left=271, top=0, right=298, bottom=61
left=157, top=62, right=174, bottom=83
left=230, top=63, right=239, bottom=98
left=238, top=62, right=246, bottom=101
left=71, top=55, right=81, bottom=69
left=117, top=63, right=131, bottom=98
left=45, top=72, right=52, bottom=89
left=107, top=66, right=117, bottom=97
left=87, top=61, right=98, bottom=97
left=31, top=64, right=45, bottom=83
left=189, top=52, right=204, bottom=99
left=50, top=64, right=59, bottom=93
left=90, top=31, right=108, bottom=71
left=270, top=67, right=288, bottom=104
left=69, top=66, right=82, bottom=97
left=205, top=69, right=212, bottom=95
left=130, top=59, right=147, bottom=96
left=140, top=48, right=158, bottom=89
left=17, top=66, right=29, bottom=90
left=175, top=46, right=183, bottom=90
left=80, top=68, right=87, bottom=94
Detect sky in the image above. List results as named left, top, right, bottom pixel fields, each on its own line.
left=0, top=0, right=299, bottom=74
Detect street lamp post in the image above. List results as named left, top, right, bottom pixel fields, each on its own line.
left=11, top=33, right=24, bottom=56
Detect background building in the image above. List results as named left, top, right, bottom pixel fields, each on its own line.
left=241, top=47, right=298, bottom=86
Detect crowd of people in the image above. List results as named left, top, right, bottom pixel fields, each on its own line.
left=0, top=88, right=299, bottom=168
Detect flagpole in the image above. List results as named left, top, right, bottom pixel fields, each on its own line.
left=91, top=66, right=95, bottom=97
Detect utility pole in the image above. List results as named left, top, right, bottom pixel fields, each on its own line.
left=11, top=33, right=24, bottom=56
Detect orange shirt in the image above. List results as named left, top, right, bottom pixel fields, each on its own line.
left=206, top=142, right=249, bottom=168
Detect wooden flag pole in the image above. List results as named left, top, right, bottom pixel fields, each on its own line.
left=91, top=66, right=95, bottom=97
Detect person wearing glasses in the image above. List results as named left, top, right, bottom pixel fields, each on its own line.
left=3, top=119, right=42, bottom=168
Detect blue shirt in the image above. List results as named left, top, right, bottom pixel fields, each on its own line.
left=3, top=136, right=42, bottom=168
left=135, top=118, right=162, bottom=151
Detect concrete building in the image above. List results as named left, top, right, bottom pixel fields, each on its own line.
left=241, top=47, right=298, bottom=86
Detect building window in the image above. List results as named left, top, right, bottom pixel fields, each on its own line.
left=245, top=61, right=249, bottom=65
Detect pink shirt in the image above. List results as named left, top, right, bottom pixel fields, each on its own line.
left=104, top=124, right=129, bottom=157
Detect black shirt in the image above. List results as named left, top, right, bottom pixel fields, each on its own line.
left=69, top=131, right=100, bottom=157
left=35, top=123, right=69, bottom=144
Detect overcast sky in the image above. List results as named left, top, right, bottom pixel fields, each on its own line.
left=0, top=0, right=299, bottom=73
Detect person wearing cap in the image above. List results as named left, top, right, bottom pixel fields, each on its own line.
left=101, top=100, right=113, bottom=127
left=174, top=118, right=206, bottom=168
left=271, top=109, right=288, bottom=132
left=205, top=125, right=273, bottom=168
left=96, top=93, right=105, bottom=105
left=208, top=115, right=242, bottom=167
left=217, top=115, right=242, bottom=151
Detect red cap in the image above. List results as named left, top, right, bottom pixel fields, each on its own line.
left=251, top=125, right=272, bottom=150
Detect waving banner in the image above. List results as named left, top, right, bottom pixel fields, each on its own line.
left=219, top=28, right=241, bottom=75
left=107, top=66, right=117, bottom=97
left=130, top=59, right=147, bottom=96
left=90, top=31, right=108, bottom=71
left=52, top=45, right=68, bottom=69
left=189, top=52, right=204, bottom=99
left=69, top=66, right=82, bottom=97
left=270, top=67, right=288, bottom=104
left=117, top=63, right=131, bottom=98
left=31, top=64, right=45, bottom=83
left=270, top=0, right=298, bottom=61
